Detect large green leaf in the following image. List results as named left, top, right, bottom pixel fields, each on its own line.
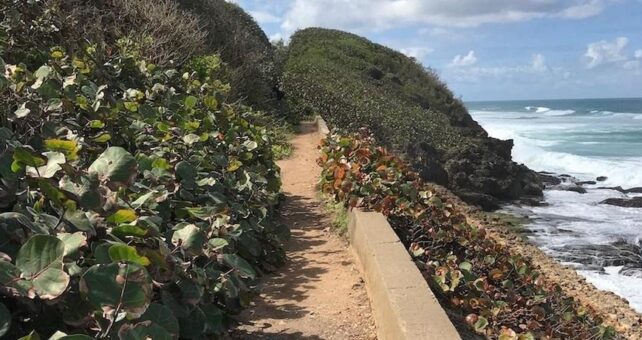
left=16, top=235, right=65, bottom=278
left=106, top=209, right=137, bottom=224
left=0, top=302, right=10, bottom=337
left=178, top=307, right=206, bottom=339
left=60, top=176, right=103, bottom=211
left=25, top=152, right=65, bottom=178
left=0, top=261, right=33, bottom=296
left=32, top=267, right=70, bottom=299
left=0, top=212, right=46, bottom=234
left=44, top=139, right=79, bottom=161
left=171, top=224, right=205, bottom=255
left=12, top=147, right=45, bottom=170
left=108, top=244, right=150, bottom=266
left=222, top=254, right=257, bottom=279
left=139, top=303, right=179, bottom=338
left=15, top=235, right=70, bottom=299
left=88, top=147, right=137, bottom=188
left=63, top=210, right=95, bottom=234
left=57, top=232, right=87, bottom=256
left=118, top=322, right=172, bottom=340
left=80, top=263, right=152, bottom=317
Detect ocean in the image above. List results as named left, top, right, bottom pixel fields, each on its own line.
left=466, top=98, right=642, bottom=313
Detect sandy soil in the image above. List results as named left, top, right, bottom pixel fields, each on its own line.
left=230, top=123, right=376, bottom=340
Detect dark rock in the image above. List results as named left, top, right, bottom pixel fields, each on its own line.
left=549, top=185, right=587, bottom=194
left=560, top=174, right=572, bottom=178
left=596, top=176, right=608, bottom=182
left=625, top=187, right=642, bottom=194
left=577, top=181, right=597, bottom=186
left=455, top=191, right=501, bottom=211
left=620, top=265, right=642, bottom=278
left=600, top=197, right=642, bottom=208
left=597, top=186, right=626, bottom=193
left=520, top=197, right=549, bottom=207
left=555, top=241, right=642, bottom=268
left=538, top=173, right=562, bottom=186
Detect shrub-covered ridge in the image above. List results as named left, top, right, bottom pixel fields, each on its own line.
left=285, top=28, right=543, bottom=210
left=318, top=129, right=617, bottom=339
left=0, top=22, right=287, bottom=340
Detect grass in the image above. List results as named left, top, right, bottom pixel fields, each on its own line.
left=318, top=192, right=350, bottom=236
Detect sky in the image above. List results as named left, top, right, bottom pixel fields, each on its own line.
left=229, top=0, right=642, bottom=101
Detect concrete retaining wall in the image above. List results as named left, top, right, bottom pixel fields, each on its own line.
left=348, top=211, right=460, bottom=340
left=314, top=115, right=459, bottom=339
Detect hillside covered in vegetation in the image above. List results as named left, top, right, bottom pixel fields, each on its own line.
left=284, top=28, right=543, bottom=209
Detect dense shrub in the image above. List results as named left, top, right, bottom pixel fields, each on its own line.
left=0, top=0, right=206, bottom=69
left=0, top=22, right=287, bottom=340
left=318, top=130, right=617, bottom=339
left=284, top=28, right=542, bottom=209
left=175, top=0, right=280, bottom=113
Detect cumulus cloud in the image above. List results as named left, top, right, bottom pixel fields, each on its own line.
left=280, top=0, right=611, bottom=35
left=636, top=49, right=642, bottom=59
left=249, top=10, right=282, bottom=24
left=585, top=37, right=629, bottom=68
left=400, top=47, right=434, bottom=60
left=446, top=53, right=559, bottom=83
left=531, top=53, right=547, bottom=72
left=449, top=51, right=477, bottom=67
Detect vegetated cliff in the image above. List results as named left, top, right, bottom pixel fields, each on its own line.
left=284, top=28, right=543, bottom=209
left=176, top=0, right=280, bottom=112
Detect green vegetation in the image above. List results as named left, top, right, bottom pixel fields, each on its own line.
left=0, top=1, right=288, bottom=338
left=176, top=0, right=281, bottom=113
left=318, top=130, right=616, bottom=339
left=320, top=195, right=350, bottom=235
left=284, top=28, right=542, bottom=209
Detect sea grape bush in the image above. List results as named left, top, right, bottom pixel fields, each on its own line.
left=318, top=130, right=617, bottom=339
left=0, top=37, right=288, bottom=338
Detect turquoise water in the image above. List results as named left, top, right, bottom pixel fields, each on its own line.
left=466, top=98, right=642, bottom=313
left=467, top=98, right=642, bottom=186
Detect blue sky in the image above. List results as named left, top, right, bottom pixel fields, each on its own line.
left=230, top=0, right=642, bottom=101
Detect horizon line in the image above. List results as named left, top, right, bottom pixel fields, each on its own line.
left=465, top=96, right=642, bottom=103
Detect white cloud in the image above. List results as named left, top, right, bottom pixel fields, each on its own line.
left=584, top=37, right=629, bottom=68
left=249, top=10, right=282, bottom=24
left=280, top=0, right=611, bottom=35
left=531, top=53, right=547, bottom=72
left=623, top=60, right=641, bottom=70
left=446, top=53, right=560, bottom=83
left=449, top=51, right=477, bottom=67
left=400, top=47, right=434, bottom=60
left=636, top=49, right=642, bottom=59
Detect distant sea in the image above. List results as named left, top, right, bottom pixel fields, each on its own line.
left=466, top=98, right=642, bottom=313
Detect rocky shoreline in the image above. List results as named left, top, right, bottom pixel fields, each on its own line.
left=428, top=183, right=642, bottom=339
left=511, top=172, right=642, bottom=281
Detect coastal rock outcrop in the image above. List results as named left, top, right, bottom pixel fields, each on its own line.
left=600, top=197, right=642, bottom=208
left=284, top=28, right=544, bottom=211
left=555, top=241, right=642, bottom=268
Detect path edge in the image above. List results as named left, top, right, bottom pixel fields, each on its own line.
left=315, top=116, right=460, bottom=340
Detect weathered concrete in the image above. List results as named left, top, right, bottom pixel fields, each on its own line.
left=348, top=210, right=461, bottom=340
left=314, top=115, right=330, bottom=136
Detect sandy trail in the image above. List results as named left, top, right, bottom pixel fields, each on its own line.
left=231, top=122, right=376, bottom=339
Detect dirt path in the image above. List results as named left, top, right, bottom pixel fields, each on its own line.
left=231, top=122, right=376, bottom=340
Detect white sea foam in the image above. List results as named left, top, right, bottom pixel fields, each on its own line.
left=542, top=109, right=576, bottom=116
left=525, top=106, right=551, bottom=113
left=580, top=267, right=642, bottom=313
left=470, top=106, right=642, bottom=312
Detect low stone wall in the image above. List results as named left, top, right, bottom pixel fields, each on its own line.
left=314, top=115, right=459, bottom=339
left=347, top=210, right=460, bottom=340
